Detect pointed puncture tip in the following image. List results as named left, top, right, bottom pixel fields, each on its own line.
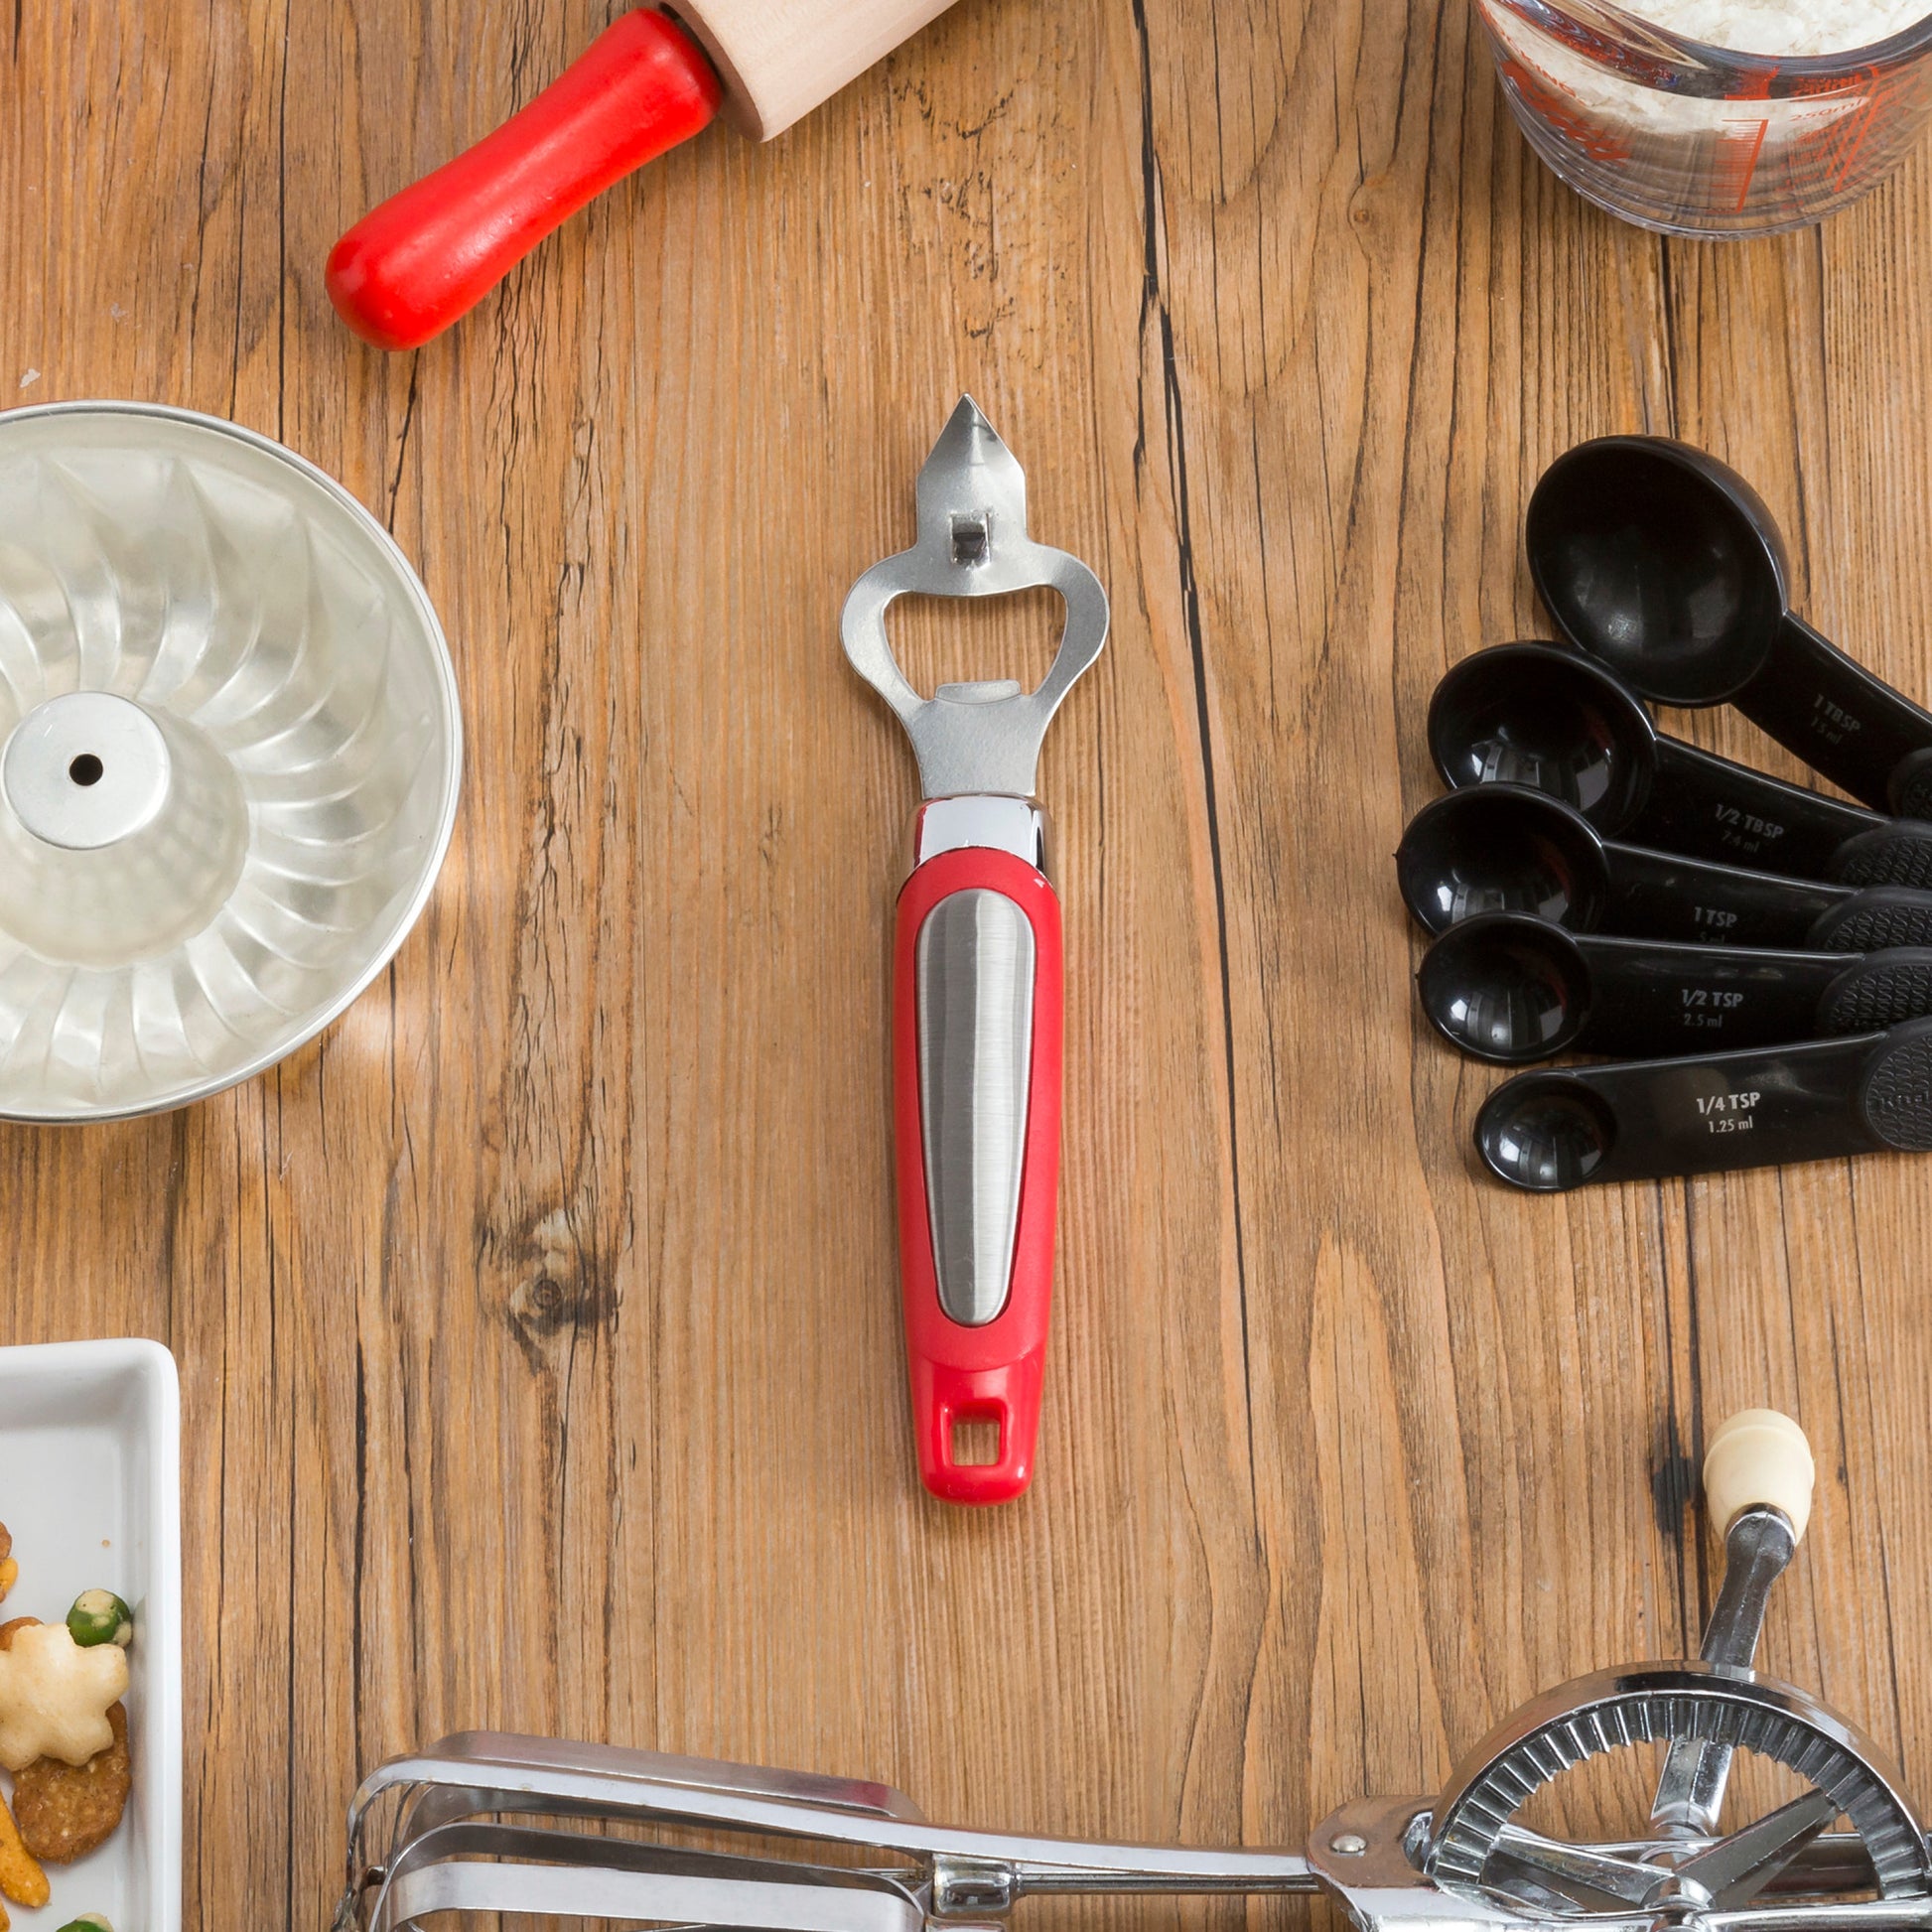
left=924, top=393, right=1003, bottom=469
left=916, top=394, right=1028, bottom=540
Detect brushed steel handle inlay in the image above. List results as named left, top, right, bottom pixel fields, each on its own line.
left=916, top=889, right=1035, bottom=1325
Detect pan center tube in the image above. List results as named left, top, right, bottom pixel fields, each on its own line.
left=0, top=690, right=251, bottom=966
left=3, top=692, right=173, bottom=850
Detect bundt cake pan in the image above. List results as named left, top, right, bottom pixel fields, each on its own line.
left=0, top=402, right=462, bottom=1121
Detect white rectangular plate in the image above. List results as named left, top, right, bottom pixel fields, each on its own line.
left=0, top=1340, right=181, bottom=1932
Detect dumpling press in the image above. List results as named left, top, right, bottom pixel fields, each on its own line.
left=341, top=1412, right=1926, bottom=1932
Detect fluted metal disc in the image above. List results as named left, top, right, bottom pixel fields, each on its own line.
left=0, top=402, right=462, bottom=1121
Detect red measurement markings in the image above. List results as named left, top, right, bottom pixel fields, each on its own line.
left=1716, top=64, right=1775, bottom=209
left=1494, top=48, right=1637, bottom=159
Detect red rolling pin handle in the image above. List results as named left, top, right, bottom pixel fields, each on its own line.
left=893, top=848, right=1064, bottom=1506
left=327, top=10, right=722, bottom=350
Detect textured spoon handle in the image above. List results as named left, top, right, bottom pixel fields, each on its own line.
left=1737, top=614, right=1932, bottom=814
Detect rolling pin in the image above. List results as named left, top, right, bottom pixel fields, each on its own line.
left=327, top=0, right=963, bottom=349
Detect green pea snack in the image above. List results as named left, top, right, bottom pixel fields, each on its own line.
left=64, top=1592, right=132, bottom=1650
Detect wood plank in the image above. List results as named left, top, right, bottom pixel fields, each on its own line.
left=4, top=1, right=1932, bottom=1927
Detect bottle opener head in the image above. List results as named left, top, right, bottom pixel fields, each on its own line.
left=841, top=396, right=1109, bottom=800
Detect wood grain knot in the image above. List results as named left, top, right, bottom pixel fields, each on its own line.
left=509, top=1272, right=614, bottom=1336
left=497, top=1206, right=621, bottom=1356
left=1347, top=173, right=1399, bottom=241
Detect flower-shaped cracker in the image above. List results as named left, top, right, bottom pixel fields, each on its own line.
left=0, top=1625, right=127, bottom=1770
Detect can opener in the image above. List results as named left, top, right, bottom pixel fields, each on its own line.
left=840, top=397, right=1108, bottom=1504
left=341, top=1412, right=1930, bottom=1932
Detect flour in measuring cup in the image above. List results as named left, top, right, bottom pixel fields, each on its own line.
left=1617, top=0, right=1929, bottom=54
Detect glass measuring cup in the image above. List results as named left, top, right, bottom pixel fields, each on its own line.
left=1474, top=0, right=1932, bottom=232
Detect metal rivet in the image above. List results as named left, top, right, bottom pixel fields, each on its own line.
left=1329, top=1833, right=1368, bottom=1856
left=950, top=511, right=990, bottom=566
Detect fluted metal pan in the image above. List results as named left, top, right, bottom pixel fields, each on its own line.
left=0, top=402, right=461, bottom=1120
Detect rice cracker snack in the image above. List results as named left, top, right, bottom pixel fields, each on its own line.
left=0, top=1779, right=50, bottom=1908
left=0, top=1526, right=136, bottom=1902
left=0, top=1625, right=126, bottom=1771
left=12, top=1707, right=132, bottom=1864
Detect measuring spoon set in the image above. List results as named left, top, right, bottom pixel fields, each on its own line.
left=1399, top=435, right=1932, bottom=1194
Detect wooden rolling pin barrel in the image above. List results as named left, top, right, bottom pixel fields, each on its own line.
left=327, top=0, right=963, bottom=349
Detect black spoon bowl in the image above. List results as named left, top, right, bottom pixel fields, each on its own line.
left=1420, top=915, right=1593, bottom=1059
left=1418, top=911, right=1932, bottom=1064
left=1395, top=784, right=1932, bottom=948
left=1526, top=438, right=1932, bottom=817
left=1474, top=1017, right=1932, bottom=1191
left=1429, top=642, right=1932, bottom=887
left=1398, top=784, right=1608, bottom=933
left=1428, top=640, right=1653, bottom=828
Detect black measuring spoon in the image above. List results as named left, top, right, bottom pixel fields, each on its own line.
left=1473, top=1016, right=1932, bottom=1190
left=1395, top=785, right=1932, bottom=951
left=1527, top=437, right=1932, bottom=818
left=1429, top=642, right=1932, bottom=887
left=1418, top=911, right=1932, bottom=1064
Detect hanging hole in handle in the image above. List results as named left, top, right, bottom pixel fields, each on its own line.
left=950, top=1414, right=1004, bottom=1467
left=886, top=587, right=1068, bottom=701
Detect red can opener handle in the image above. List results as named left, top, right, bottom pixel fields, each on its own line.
left=843, top=399, right=1109, bottom=1505
left=894, top=847, right=1064, bottom=1502
left=326, top=10, right=721, bottom=350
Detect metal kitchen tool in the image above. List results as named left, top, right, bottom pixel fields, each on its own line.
left=340, top=1410, right=1932, bottom=1932
left=1420, top=912, right=1932, bottom=1064
left=328, top=0, right=963, bottom=347
left=1430, top=643, right=1932, bottom=887
left=1397, top=785, right=1932, bottom=951
left=841, top=396, right=1107, bottom=1505
left=1475, top=1014, right=1932, bottom=1189
left=0, top=402, right=462, bottom=1121
left=1528, top=440, right=1932, bottom=818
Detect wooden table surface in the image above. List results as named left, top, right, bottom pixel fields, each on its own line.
left=8, top=2, right=1932, bottom=1928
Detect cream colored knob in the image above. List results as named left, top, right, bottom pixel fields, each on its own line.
left=1704, top=1410, right=1815, bottom=1542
